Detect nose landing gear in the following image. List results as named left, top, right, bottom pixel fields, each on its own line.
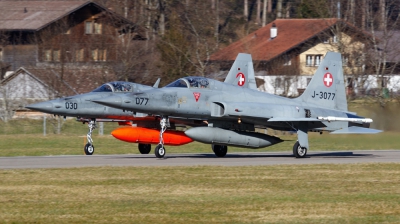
left=84, top=119, right=96, bottom=155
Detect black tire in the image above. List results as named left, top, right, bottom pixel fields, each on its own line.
left=138, top=143, right=151, bottom=154
left=84, top=143, right=94, bottom=155
left=155, top=144, right=166, bottom=158
left=212, top=144, right=228, bottom=157
left=293, top=141, right=307, bottom=158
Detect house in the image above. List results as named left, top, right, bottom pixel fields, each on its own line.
left=0, top=66, right=117, bottom=120
left=209, top=18, right=375, bottom=96
left=0, top=0, right=142, bottom=120
left=0, top=0, right=141, bottom=77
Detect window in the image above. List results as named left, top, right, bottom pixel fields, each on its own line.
left=306, top=55, right=323, bottom=67
left=99, top=49, right=106, bottom=61
left=322, top=37, right=329, bottom=44
left=44, top=49, right=52, bottom=61
left=91, top=49, right=98, bottom=61
left=314, top=55, right=322, bottom=66
left=75, top=49, right=84, bottom=62
left=332, top=35, right=338, bottom=43
left=91, top=49, right=107, bottom=61
left=85, top=21, right=102, bottom=34
left=94, top=23, right=102, bottom=34
left=306, top=55, right=313, bottom=66
left=85, top=21, right=93, bottom=34
left=53, top=50, right=60, bottom=62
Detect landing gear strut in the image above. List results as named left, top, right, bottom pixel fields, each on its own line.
left=155, top=117, right=168, bottom=158
left=84, top=119, right=96, bottom=155
left=138, top=143, right=151, bottom=154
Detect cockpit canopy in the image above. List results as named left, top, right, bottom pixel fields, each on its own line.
left=165, top=77, right=210, bottom=89
left=92, top=81, right=133, bottom=93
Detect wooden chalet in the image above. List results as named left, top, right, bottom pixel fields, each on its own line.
left=0, top=0, right=141, bottom=78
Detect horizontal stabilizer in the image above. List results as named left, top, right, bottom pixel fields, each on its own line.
left=330, top=126, right=382, bottom=134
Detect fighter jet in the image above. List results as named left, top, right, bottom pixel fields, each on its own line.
left=26, top=80, right=163, bottom=155
left=92, top=52, right=381, bottom=158
left=26, top=53, right=258, bottom=156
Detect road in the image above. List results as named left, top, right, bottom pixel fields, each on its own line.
left=1, top=150, right=399, bottom=169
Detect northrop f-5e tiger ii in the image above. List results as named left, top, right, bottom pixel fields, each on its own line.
left=25, top=53, right=257, bottom=156
left=93, top=52, right=381, bottom=158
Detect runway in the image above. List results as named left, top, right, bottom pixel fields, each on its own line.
left=1, top=150, right=399, bottom=169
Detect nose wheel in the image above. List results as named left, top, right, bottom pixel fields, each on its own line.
left=84, top=119, right=96, bottom=155
left=84, top=143, right=94, bottom=155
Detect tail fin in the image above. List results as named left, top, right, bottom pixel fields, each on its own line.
left=224, top=53, right=258, bottom=90
left=296, top=52, right=347, bottom=111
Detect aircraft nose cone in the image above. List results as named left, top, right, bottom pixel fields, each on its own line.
left=25, top=101, right=53, bottom=113
left=91, top=95, right=122, bottom=108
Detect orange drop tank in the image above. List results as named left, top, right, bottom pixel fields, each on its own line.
left=111, top=127, right=193, bottom=146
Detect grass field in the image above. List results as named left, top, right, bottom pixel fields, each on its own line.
left=1, top=164, right=400, bottom=223
left=0, top=131, right=399, bottom=157
left=1, top=103, right=400, bottom=223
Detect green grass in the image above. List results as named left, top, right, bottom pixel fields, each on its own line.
left=0, top=132, right=399, bottom=157
left=1, top=164, right=400, bottom=223
left=0, top=118, right=399, bottom=156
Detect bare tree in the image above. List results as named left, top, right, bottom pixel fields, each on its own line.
left=262, top=0, right=267, bottom=27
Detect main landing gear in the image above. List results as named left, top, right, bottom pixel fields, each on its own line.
left=84, top=119, right=96, bottom=155
left=293, top=122, right=308, bottom=158
left=138, top=143, right=151, bottom=154
left=212, top=144, right=228, bottom=157
left=293, top=141, right=307, bottom=158
left=155, top=117, right=168, bottom=158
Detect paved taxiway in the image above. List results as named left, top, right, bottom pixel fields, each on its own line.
left=0, top=150, right=399, bottom=169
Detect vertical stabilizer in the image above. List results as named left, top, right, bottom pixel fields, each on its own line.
left=224, top=53, right=257, bottom=90
left=296, top=52, right=347, bottom=111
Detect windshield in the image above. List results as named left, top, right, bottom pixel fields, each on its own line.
left=92, top=82, right=133, bottom=92
left=165, top=77, right=210, bottom=89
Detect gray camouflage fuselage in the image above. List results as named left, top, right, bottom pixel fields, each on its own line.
left=95, top=78, right=348, bottom=132
left=26, top=82, right=155, bottom=120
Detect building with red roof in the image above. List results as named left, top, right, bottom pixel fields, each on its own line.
left=209, top=18, right=373, bottom=96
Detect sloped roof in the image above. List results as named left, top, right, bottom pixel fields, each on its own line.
left=1, top=66, right=117, bottom=97
left=210, top=18, right=342, bottom=62
left=0, top=0, right=131, bottom=31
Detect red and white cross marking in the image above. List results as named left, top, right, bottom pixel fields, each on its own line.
left=236, top=73, right=246, bottom=86
left=323, top=73, right=333, bottom=87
